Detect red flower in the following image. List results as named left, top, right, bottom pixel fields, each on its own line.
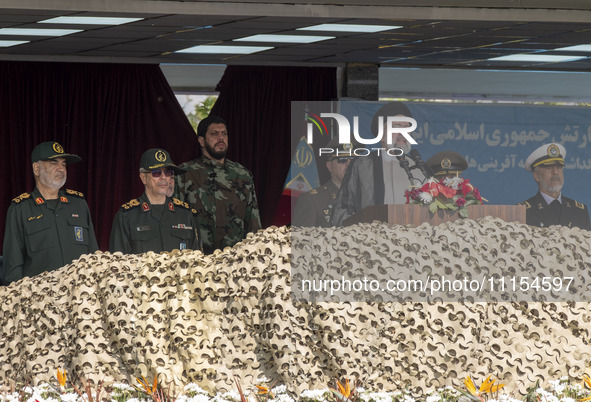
left=460, top=180, right=473, bottom=196
left=456, top=197, right=466, bottom=207
left=473, top=188, right=482, bottom=201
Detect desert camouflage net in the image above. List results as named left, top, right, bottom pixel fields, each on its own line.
left=1, top=217, right=591, bottom=395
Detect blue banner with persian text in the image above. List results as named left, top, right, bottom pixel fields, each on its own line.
left=339, top=101, right=591, bottom=205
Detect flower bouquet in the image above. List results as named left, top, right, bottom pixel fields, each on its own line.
left=405, top=176, right=485, bottom=218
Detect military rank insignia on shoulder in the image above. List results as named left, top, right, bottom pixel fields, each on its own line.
left=172, top=198, right=191, bottom=210
left=575, top=200, right=586, bottom=210
left=309, top=189, right=318, bottom=195
left=65, top=189, right=85, bottom=198
left=121, top=199, right=140, bottom=210
left=519, top=201, right=531, bottom=209
left=12, top=192, right=31, bottom=204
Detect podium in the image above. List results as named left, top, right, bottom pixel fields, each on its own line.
left=342, top=204, right=526, bottom=226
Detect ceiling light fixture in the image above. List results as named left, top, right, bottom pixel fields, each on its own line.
left=0, top=28, right=82, bottom=36
left=234, top=34, right=334, bottom=43
left=488, top=54, right=586, bottom=62
left=176, top=45, right=273, bottom=54
left=38, top=16, right=143, bottom=25
left=298, top=24, right=402, bottom=33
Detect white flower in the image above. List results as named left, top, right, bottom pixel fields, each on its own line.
left=426, top=395, right=441, bottom=402
left=418, top=192, right=433, bottom=204
left=300, top=388, right=329, bottom=400
left=184, top=383, right=209, bottom=395
left=59, top=394, right=81, bottom=402
left=254, top=376, right=270, bottom=385
left=271, top=385, right=287, bottom=395
left=443, top=177, right=462, bottom=189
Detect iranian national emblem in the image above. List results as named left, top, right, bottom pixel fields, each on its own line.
left=53, top=143, right=64, bottom=154
left=155, top=150, right=167, bottom=162
left=441, top=158, right=452, bottom=169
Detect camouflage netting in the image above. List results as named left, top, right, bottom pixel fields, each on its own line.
left=1, top=217, right=591, bottom=396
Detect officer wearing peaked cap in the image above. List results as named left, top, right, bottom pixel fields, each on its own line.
left=1, top=141, right=99, bottom=285
left=293, top=137, right=355, bottom=227
left=426, top=151, right=468, bottom=179
left=519, top=143, right=590, bottom=230
left=110, top=148, right=202, bottom=254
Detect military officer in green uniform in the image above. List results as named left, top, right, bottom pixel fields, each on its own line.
left=110, top=148, right=201, bottom=254
left=174, top=116, right=261, bottom=254
left=519, top=143, right=590, bottom=230
left=293, top=138, right=354, bottom=227
left=1, top=141, right=99, bottom=284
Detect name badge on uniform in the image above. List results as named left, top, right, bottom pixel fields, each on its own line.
left=136, top=226, right=150, bottom=232
left=179, top=241, right=187, bottom=250
left=74, top=226, right=84, bottom=242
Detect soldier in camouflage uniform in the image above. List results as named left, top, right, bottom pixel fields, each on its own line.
left=110, top=148, right=201, bottom=254
left=1, top=141, right=98, bottom=284
left=174, top=116, right=261, bottom=254
left=292, top=138, right=353, bottom=227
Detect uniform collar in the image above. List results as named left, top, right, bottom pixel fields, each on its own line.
left=139, top=192, right=175, bottom=213
left=540, top=191, right=562, bottom=205
left=32, top=188, right=68, bottom=206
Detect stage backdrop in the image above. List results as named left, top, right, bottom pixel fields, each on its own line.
left=340, top=101, right=591, bottom=206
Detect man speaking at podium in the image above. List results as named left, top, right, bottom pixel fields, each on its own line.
left=331, top=102, right=427, bottom=226
left=519, top=143, right=590, bottom=230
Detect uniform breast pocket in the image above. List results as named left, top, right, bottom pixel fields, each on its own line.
left=130, top=226, right=158, bottom=251
left=170, top=227, right=192, bottom=241
left=25, top=218, right=56, bottom=252
left=67, top=216, right=90, bottom=246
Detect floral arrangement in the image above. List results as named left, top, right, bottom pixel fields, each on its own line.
left=2, top=372, right=591, bottom=402
left=405, top=177, right=485, bottom=218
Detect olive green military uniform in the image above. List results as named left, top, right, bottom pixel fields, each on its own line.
left=174, top=155, right=261, bottom=255
left=519, top=193, right=591, bottom=230
left=293, top=181, right=339, bottom=227
left=2, top=188, right=99, bottom=284
left=109, top=193, right=201, bottom=254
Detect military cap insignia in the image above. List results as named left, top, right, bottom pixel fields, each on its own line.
left=155, top=150, right=167, bottom=162
left=441, top=158, right=452, bottom=169
left=547, top=144, right=560, bottom=157
left=11, top=192, right=31, bottom=204
left=53, top=142, right=65, bottom=154
left=65, top=189, right=85, bottom=198
left=575, top=200, right=585, bottom=210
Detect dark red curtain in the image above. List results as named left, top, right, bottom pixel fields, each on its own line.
left=0, top=61, right=198, bottom=251
left=210, top=66, right=337, bottom=227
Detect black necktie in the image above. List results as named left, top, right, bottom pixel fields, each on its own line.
left=550, top=199, right=562, bottom=225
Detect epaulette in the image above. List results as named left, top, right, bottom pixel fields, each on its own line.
left=518, top=201, right=531, bottom=209
left=11, top=192, right=31, bottom=204
left=172, top=198, right=191, bottom=210
left=309, top=189, right=318, bottom=195
left=574, top=200, right=586, bottom=210
left=120, top=199, right=141, bottom=211
left=65, top=189, right=85, bottom=198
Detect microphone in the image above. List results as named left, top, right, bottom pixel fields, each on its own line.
left=397, top=154, right=415, bottom=184
left=409, top=149, right=432, bottom=179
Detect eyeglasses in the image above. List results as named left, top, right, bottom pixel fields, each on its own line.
left=143, top=168, right=174, bottom=178
left=329, top=157, right=351, bottom=164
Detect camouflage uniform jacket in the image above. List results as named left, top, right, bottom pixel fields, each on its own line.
left=2, top=188, right=98, bottom=284
left=174, top=155, right=261, bottom=254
